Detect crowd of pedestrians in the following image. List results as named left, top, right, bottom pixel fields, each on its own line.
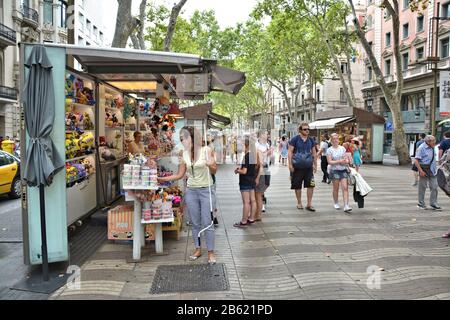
left=170, top=122, right=450, bottom=265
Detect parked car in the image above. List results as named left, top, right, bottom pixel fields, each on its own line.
left=0, top=150, right=21, bottom=199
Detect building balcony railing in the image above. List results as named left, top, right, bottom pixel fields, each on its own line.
left=21, top=5, right=39, bottom=27
left=0, top=23, right=17, bottom=46
left=0, top=85, right=18, bottom=101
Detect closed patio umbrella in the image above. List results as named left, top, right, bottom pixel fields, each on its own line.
left=22, top=45, right=64, bottom=281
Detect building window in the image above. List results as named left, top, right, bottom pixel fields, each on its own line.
left=365, top=15, right=373, bottom=29
left=367, top=66, right=373, bottom=81
left=402, top=53, right=409, bottom=70
left=401, top=91, right=426, bottom=111
left=93, top=26, right=98, bottom=39
left=443, top=3, right=450, bottom=18
left=86, top=19, right=91, bottom=35
left=99, top=31, right=104, bottom=43
left=316, top=89, right=320, bottom=102
left=416, top=47, right=424, bottom=60
left=60, top=0, right=67, bottom=28
left=417, top=15, right=424, bottom=32
left=385, top=32, right=391, bottom=47
left=78, top=13, right=84, bottom=31
left=341, top=62, right=348, bottom=74
left=301, top=94, right=304, bottom=105
left=385, top=59, right=391, bottom=75
left=340, top=88, right=347, bottom=103
left=403, top=23, right=409, bottom=39
left=78, top=36, right=84, bottom=45
left=367, top=0, right=373, bottom=4
left=44, top=0, right=53, bottom=25
left=403, top=0, right=410, bottom=10
left=441, top=37, right=449, bottom=58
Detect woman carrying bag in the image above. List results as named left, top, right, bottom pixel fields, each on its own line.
left=326, top=133, right=352, bottom=213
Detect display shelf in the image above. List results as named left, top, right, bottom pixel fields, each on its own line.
left=66, top=172, right=96, bottom=187
left=66, top=153, right=95, bottom=162
left=105, top=106, right=122, bottom=111
left=66, top=130, right=95, bottom=133
left=141, top=217, right=174, bottom=224
left=122, top=185, right=164, bottom=190
left=105, top=126, right=125, bottom=129
left=71, top=102, right=95, bottom=109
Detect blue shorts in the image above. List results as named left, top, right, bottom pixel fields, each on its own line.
left=240, top=184, right=255, bottom=192
left=330, top=169, right=349, bottom=181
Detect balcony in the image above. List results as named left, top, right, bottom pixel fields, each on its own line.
left=0, top=85, right=18, bottom=102
left=21, top=5, right=39, bottom=27
left=0, top=23, right=16, bottom=47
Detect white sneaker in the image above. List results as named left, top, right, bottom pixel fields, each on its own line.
left=344, top=205, right=352, bottom=213
left=334, top=203, right=341, bottom=210
left=262, top=205, right=266, bottom=213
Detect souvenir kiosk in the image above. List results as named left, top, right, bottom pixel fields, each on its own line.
left=20, top=43, right=245, bottom=265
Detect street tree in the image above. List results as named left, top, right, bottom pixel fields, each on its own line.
left=348, top=0, right=428, bottom=164
left=255, top=0, right=359, bottom=109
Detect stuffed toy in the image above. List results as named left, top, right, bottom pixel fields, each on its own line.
left=65, top=74, right=76, bottom=97
left=76, top=88, right=88, bottom=105
left=105, top=113, right=113, bottom=127
left=112, top=114, right=119, bottom=126
left=73, top=163, right=87, bottom=179
left=82, top=88, right=95, bottom=105
left=81, top=158, right=95, bottom=175
left=80, top=132, right=94, bottom=151
left=83, top=112, right=94, bottom=130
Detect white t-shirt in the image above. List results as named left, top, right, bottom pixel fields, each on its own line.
left=256, top=140, right=270, bottom=167
left=326, top=146, right=348, bottom=171
left=320, top=141, right=329, bottom=154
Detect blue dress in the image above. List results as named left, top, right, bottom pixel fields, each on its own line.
left=281, top=141, right=288, bottom=158
left=353, top=147, right=362, bottom=166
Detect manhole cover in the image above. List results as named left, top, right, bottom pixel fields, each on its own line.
left=150, top=263, right=229, bottom=294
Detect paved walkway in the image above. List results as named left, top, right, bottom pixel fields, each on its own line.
left=50, top=163, right=450, bottom=300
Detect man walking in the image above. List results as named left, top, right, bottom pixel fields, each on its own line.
left=318, top=133, right=331, bottom=183
left=288, top=123, right=317, bottom=211
left=415, top=135, right=442, bottom=211
left=412, top=133, right=426, bottom=186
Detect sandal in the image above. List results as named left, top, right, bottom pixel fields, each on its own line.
left=247, top=219, right=255, bottom=224
left=442, top=233, right=450, bottom=239
left=233, top=221, right=248, bottom=228
left=306, top=206, right=316, bottom=212
left=297, top=204, right=304, bottom=210
left=189, top=250, right=202, bottom=261
left=208, top=253, right=217, bottom=265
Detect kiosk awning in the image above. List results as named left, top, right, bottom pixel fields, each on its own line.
left=208, top=111, right=231, bottom=126
left=309, top=116, right=354, bottom=129
left=35, top=44, right=246, bottom=96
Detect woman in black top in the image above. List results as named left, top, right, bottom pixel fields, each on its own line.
left=233, top=136, right=260, bottom=228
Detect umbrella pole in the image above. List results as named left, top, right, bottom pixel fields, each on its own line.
left=39, top=184, right=50, bottom=281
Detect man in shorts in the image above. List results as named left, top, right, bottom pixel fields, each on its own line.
left=288, top=122, right=317, bottom=212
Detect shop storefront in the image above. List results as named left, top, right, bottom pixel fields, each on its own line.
left=20, top=44, right=245, bottom=265
left=309, top=107, right=385, bottom=163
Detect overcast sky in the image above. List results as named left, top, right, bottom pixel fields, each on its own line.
left=102, top=0, right=259, bottom=45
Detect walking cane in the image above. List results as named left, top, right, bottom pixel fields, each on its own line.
left=197, top=124, right=215, bottom=248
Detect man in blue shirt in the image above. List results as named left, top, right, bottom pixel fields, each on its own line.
left=438, top=131, right=450, bottom=161
left=412, top=133, right=427, bottom=186
left=415, top=135, right=442, bottom=210
left=288, top=122, right=317, bottom=212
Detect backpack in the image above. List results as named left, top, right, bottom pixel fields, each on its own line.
left=291, top=136, right=314, bottom=169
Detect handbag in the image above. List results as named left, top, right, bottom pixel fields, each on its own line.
left=292, top=137, right=314, bottom=169
left=420, top=146, right=434, bottom=177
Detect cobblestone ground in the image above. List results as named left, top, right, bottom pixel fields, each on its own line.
left=50, top=163, right=450, bottom=300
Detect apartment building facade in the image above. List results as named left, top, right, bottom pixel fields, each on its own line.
left=362, top=0, right=450, bottom=155
left=0, top=0, right=108, bottom=138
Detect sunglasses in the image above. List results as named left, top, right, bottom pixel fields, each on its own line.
left=301, top=128, right=310, bottom=131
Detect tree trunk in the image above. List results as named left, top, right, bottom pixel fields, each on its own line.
left=344, top=16, right=357, bottom=105
left=349, top=0, right=410, bottom=164
left=321, top=25, right=356, bottom=108
left=164, top=0, right=188, bottom=51
left=112, top=0, right=140, bottom=48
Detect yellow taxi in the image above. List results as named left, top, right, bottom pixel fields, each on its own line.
left=0, top=150, right=21, bottom=199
